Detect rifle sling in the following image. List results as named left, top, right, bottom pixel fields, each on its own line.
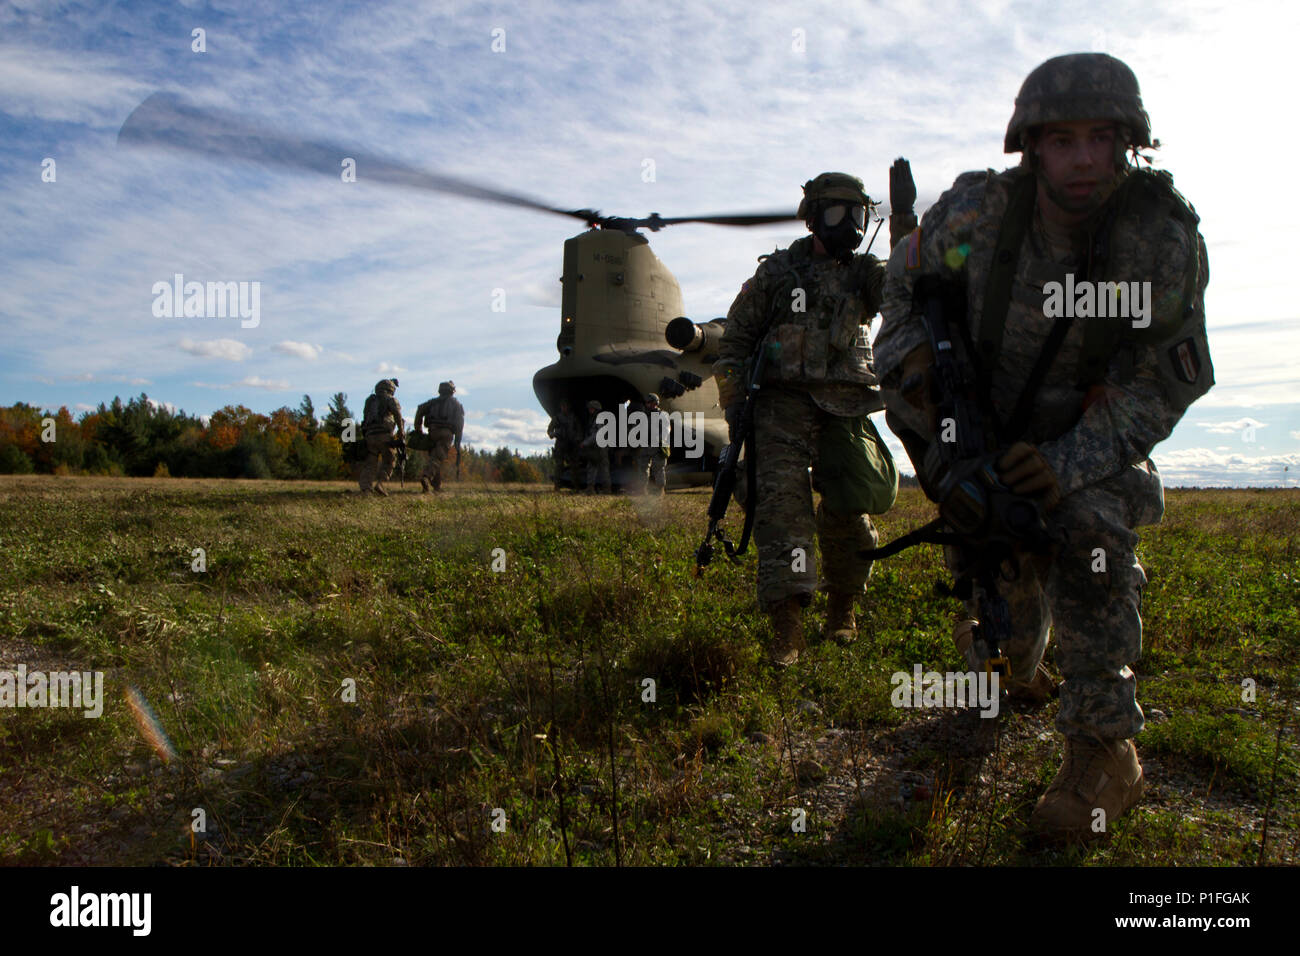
left=735, top=427, right=758, bottom=555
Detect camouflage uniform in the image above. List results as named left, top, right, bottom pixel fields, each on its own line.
left=634, top=394, right=670, bottom=495
left=580, top=400, right=611, bottom=493
left=547, top=405, right=582, bottom=488
left=874, top=55, right=1213, bottom=792
left=414, top=382, right=464, bottom=492
left=715, top=232, right=887, bottom=612
left=359, top=379, right=402, bottom=494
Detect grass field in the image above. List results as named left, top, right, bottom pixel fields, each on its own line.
left=0, top=474, right=1296, bottom=866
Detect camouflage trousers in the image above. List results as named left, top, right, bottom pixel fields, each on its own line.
left=951, top=463, right=1163, bottom=741
left=634, top=448, right=667, bottom=494
left=358, top=434, right=396, bottom=492
left=752, top=387, right=878, bottom=611
left=419, top=426, right=456, bottom=488
left=582, top=444, right=611, bottom=493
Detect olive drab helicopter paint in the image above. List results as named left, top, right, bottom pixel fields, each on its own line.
left=116, top=93, right=817, bottom=481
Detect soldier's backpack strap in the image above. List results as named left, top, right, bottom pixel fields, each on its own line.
left=975, top=171, right=1037, bottom=385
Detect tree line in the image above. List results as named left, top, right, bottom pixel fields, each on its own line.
left=0, top=392, right=550, bottom=483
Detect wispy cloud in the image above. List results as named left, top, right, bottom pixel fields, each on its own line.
left=274, top=341, right=322, bottom=360
left=179, top=338, right=251, bottom=361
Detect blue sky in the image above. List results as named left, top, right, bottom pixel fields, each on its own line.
left=2, top=0, right=1297, bottom=486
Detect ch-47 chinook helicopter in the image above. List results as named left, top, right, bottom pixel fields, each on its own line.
left=116, top=93, right=834, bottom=482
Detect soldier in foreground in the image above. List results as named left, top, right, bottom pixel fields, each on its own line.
left=873, top=54, right=1213, bottom=839
left=579, top=399, right=611, bottom=494
left=414, top=381, right=464, bottom=492
left=713, top=173, right=898, bottom=666
left=634, top=392, right=669, bottom=496
left=547, top=398, right=582, bottom=490
left=359, top=378, right=403, bottom=496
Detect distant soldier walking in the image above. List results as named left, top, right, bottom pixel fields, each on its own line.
left=634, top=392, right=670, bottom=496
left=579, top=399, right=611, bottom=494
left=359, top=378, right=403, bottom=496
left=414, top=381, right=464, bottom=492
left=547, top=398, right=582, bottom=489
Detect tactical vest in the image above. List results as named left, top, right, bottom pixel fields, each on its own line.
left=758, top=238, right=878, bottom=388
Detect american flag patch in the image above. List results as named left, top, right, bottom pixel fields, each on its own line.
left=905, top=228, right=922, bottom=270
left=740, top=279, right=752, bottom=294
left=1171, top=337, right=1201, bottom=383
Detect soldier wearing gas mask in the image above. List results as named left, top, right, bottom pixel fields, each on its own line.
left=712, top=172, right=899, bottom=666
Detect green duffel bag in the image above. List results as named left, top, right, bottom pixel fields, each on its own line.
left=814, top=415, right=898, bottom=515
left=407, top=431, right=433, bottom=452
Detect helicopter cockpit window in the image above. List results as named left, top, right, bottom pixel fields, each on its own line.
left=821, top=203, right=866, bottom=229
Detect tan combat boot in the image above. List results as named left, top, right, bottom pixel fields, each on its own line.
left=373, top=485, right=388, bottom=497
left=768, top=597, right=806, bottom=668
left=1030, top=737, right=1144, bottom=839
left=824, top=592, right=858, bottom=645
left=420, top=477, right=431, bottom=493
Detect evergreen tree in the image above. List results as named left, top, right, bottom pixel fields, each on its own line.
left=323, top=392, right=353, bottom=439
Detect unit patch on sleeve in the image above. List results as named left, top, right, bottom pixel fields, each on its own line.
left=905, top=228, right=922, bottom=271
left=1171, top=336, right=1201, bottom=383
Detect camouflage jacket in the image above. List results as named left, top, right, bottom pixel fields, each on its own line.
left=715, top=235, right=887, bottom=417
left=415, top=396, right=465, bottom=443
left=547, top=411, right=581, bottom=444
left=874, top=165, right=1213, bottom=503
left=362, top=392, right=403, bottom=438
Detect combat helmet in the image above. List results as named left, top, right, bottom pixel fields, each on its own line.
left=797, top=172, right=870, bottom=220
left=644, top=392, right=660, bottom=405
left=375, top=378, right=397, bottom=395
left=438, top=381, right=455, bottom=396
left=1005, top=53, right=1152, bottom=153
left=586, top=399, right=602, bottom=412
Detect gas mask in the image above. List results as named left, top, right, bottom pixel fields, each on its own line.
left=812, top=202, right=866, bottom=262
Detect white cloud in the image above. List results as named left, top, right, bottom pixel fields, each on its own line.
left=74, top=403, right=94, bottom=412
left=465, top=407, right=552, bottom=449
left=144, top=397, right=178, bottom=414
left=1151, top=447, right=1300, bottom=488
left=375, top=362, right=405, bottom=375
left=274, top=341, right=322, bottom=360
left=1196, top=417, right=1267, bottom=435
left=192, top=376, right=290, bottom=391
left=179, top=338, right=251, bottom=361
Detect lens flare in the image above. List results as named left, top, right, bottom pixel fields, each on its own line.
left=124, top=684, right=178, bottom=764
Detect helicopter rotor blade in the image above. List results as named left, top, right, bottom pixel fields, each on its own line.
left=648, top=212, right=801, bottom=228
left=117, top=92, right=597, bottom=224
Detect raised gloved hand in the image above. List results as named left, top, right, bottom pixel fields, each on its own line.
left=996, top=442, right=1062, bottom=511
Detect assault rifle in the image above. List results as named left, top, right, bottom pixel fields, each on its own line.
left=389, top=435, right=408, bottom=489
left=861, top=161, right=1053, bottom=678
left=693, top=338, right=779, bottom=575
left=864, top=275, right=1054, bottom=677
